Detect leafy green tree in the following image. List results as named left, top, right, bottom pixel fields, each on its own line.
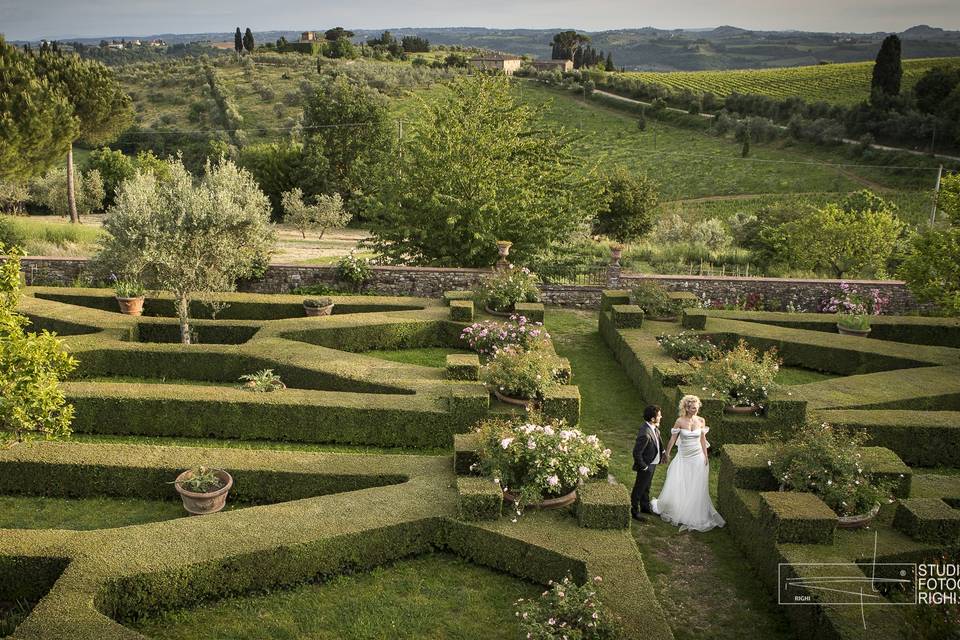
left=326, top=37, right=357, bottom=59
left=97, top=158, right=275, bottom=344
left=32, top=166, right=105, bottom=217
left=0, top=245, right=77, bottom=447
left=324, top=27, right=355, bottom=41
left=238, top=141, right=330, bottom=220
left=301, top=76, right=392, bottom=204
left=937, top=172, right=960, bottom=223
left=0, top=37, right=78, bottom=182
left=550, top=30, right=589, bottom=61
left=913, top=66, right=960, bottom=115
left=243, top=28, right=255, bottom=53
left=369, top=74, right=606, bottom=267
left=85, top=147, right=134, bottom=205
left=777, top=200, right=904, bottom=278
left=32, top=49, right=132, bottom=223
left=281, top=187, right=350, bottom=239
left=593, top=168, right=659, bottom=244
left=899, top=226, right=960, bottom=315
left=871, top=34, right=902, bottom=98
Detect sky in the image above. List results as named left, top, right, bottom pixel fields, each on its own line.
left=1, top=0, right=958, bottom=41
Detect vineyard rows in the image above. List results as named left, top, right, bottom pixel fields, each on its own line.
left=626, top=57, right=960, bottom=106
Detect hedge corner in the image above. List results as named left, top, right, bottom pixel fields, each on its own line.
left=454, top=431, right=481, bottom=475
left=450, top=300, right=474, bottom=322
left=514, top=302, right=545, bottom=324
left=759, top=490, right=837, bottom=544
left=576, top=481, right=631, bottom=529
left=611, top=304, right=644, bottom=329
left=541, top=384, right=581, bottom=426
left=893, top=498, right=960, bottom=544
left=600, top=290, right=631, bottom=312
left=443, top=290, right=474, bottom=306
left=447, top=353, right=480, bottom=381
left=456, top=476, right=503, bottom=521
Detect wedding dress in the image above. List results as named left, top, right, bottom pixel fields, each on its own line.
left=651, top=426, right=726, bottom=532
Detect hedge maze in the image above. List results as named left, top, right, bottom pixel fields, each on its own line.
left=0, top=288, right=673, bottom=639
left=599, top=290, right=960, bottom=639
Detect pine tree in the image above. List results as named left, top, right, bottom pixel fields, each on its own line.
left=243, top=28, right=255, bottom=53
left=234, top=28, right=243, bottom=59
left=605, top=52, right=615, bottom=72
left=871, top=34, right=902, bottom=97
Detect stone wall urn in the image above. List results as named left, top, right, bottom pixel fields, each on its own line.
left=610, top=243, right=624, bottom=266
left=495, top=240, right=513, bottom=270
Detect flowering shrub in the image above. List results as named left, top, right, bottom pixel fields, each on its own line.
left=820, top=282, right=889, bottom=331
left=687, top=340, right=781, bottom=410
left=631, top=281, right=679, bottom=318
left=515, top=574, right=618, bottom=640
left=482, top=347, right=564, bottom=400
left=769, top=422, right=894, bottom=517
left=475, top=266, right=540, bottom=312
left=460, top=314, right=550, bottom=356
left=656, top=331, right=719, bottom=361
left=336, top=250, right=371, bottom=291
left=474, top=416, right=612, bottom=514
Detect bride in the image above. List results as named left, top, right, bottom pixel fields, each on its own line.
left=651, top=394, right=725, bottom=532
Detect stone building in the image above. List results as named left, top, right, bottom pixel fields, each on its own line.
left=531, top=59, right=573, bottom=72
left=468, top=54, right=523, bottom=75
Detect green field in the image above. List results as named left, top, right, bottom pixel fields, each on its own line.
left=624, top=56, right=960, bottom=106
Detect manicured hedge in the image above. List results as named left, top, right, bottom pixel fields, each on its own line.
left=893, top=498, right=960, bottom=543
left=456, top=477, right=503, bottom=521
left=283, top=319, right=463, bottom=353
left=454, top=432, right=481, bottom=475
left=446, top=353, right=480, bottom=381
left=514, top=302, right=544, bottom=323
left=758, top=491, right=836, bottom=544
left=449, top=299, right=474, bottom=322
left=541, top=385, right=582, bottom=426
left=135, top=320, right=261, bottom=345
left=442, top=290, right=474, bottom=306
left=600, top=290, right=631, bottom=312
left=817, top=410, right=960, bottom=467
left=611, top=304, right=644, bottom=329
left=576, top=481, right=631, bottom=529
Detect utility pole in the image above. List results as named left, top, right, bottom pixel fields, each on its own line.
left=930, top=164, right=943, bottom=225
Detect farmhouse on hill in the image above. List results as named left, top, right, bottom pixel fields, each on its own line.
left=531, top=59, right=574, bottom=72
left=300, top=31, right=316, bottom=42
left=468, top=54, right=523, bottom=75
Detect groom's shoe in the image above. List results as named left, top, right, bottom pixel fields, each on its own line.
left=631, top=510, right=645, bottom=522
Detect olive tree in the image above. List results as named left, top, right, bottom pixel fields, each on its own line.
left=31, top=167, right=105, bottom=218
left=0, top=245, right=77, bottom=447
left=98, top=158, right=274, bottom=344
left=281, top=188, right=351, bottom=239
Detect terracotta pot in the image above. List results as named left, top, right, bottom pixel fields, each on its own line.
left=304, top=303, right=334, bottom=317
left=116, top=296, right=145, bottom=316
left=724, top=404, right=759, bottom=415
left=837, top=323, right=870, bottom=337
left=493, top=389, right=532, bottom=407
left=484, top=305, right=515, bottom=318
left=173, top=468, right=233, bottom=516
left=837, top=503, right=880, bottom=529
left=504, top=488, right=577, bottom=510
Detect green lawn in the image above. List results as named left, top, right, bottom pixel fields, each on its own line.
left=0, top=496, right=184, bottom=530
left=132, top=554, right=538, bottom=640
left=363, top=347, right=470, bottom=368
left=775, top=366, right=841, bottom=386
left=546, top=309, right=793, bottom=640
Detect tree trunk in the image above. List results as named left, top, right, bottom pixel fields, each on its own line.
left=66, top=147, right=80, bottom=224
left=177, top=295, right=192, bottom=345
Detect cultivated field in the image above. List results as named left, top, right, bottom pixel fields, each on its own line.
left=624, top=56, right=960, bottom=105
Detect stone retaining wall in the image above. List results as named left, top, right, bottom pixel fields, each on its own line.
left=13, top=256, right=922, bottom=313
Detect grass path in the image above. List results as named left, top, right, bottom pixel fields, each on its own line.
left=547, top=309, right=793, bottom=640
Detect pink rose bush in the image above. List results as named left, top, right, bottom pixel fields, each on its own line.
left=514, top=574, right=618, bottom=639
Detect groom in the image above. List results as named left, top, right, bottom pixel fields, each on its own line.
left=631, top=405, right=664, bottom=521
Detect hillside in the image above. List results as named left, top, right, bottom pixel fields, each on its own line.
left=622, top=56, right=960, bottom=105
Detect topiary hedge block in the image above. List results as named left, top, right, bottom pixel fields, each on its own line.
left=576, top=481, right=631, bottom=529
left=514, top=302, right=544, bottom=323
left=446, top=353, right=480, bottom=381
left=442, top=290, right=474, bottom=306
left=611, top=304, right=644, bottom=329
left=601, top=290, right=631, bottom=312
left=449, top=300, right=474, bottom=322
left=541, top=384, right=581, bottom=426
left=456, top=476, right=502, bottom=521
left=667, top=291, right=698, bottom=309
left=759, top=491, right=837, bottom=544
left=893, top=498, right=960, bottom=544
left=454, top=432, right=481, bottom=475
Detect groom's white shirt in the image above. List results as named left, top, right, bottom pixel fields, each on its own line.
left=647, top=421, right=660, bottom=465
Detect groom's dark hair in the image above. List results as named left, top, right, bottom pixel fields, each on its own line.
left=643, top=405, right=661, bottom=422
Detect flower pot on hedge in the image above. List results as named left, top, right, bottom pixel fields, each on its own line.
left=492, top=388, right=533, bottom=407
left=173, top=468, right=233, bottom=515
left=837, top=323, right=870, bottom=337
left=116, top=296, right=145, bottom=316
left=484, top=305, right=514, bottom=317
left=304, top=299, right=334, bottom=317
left=724, top=404, right=759, bottom=415
left=837, top=503, right=880, bottom=529
left=504, top=488, right=578, bottom=510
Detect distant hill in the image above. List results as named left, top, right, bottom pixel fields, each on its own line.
left=28, top=25, right=960, bottom=71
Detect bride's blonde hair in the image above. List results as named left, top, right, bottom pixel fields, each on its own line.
left=679, top=394, right=701, bottom=417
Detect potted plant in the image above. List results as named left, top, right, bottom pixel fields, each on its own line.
left=239, top=369, right=286, bottom=392
left=475, top=266, right=540, bottom=316
left=482, top=346, right=564, bottom=406
left=821, top=283, right=888, bottom=337
left=303, top=296, right=334, bottom=317
left=769, top=422, right=894, bottom=529
left=515, top=574, right=619, bottom=640
left=631, top=281, right=679, bottom=321
left=172, top=466, right=233, bottom=515
left=656, top=331, right=719, bottom=362
left=474, top=416, right=611, bottom=514
left=687, top=340, right=780, bottom=414
left=114, top=280, right=146, bottom=316
left=837, top=312, right=871, bottom=337
left=460, top=314, right=550, bottom=356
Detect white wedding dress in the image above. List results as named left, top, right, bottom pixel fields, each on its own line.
left=651, top=426, right=726, bottom=532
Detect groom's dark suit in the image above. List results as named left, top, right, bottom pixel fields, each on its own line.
left=631, top=421, right=664, bottom=517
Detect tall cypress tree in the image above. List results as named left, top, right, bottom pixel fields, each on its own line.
left=243, top=28, right=255, bottom=53
left=871, top=34, right=902, bottom=97
left=234, top=28, right=243, bottom=59
left=605, top=52, right=615, bottom=72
